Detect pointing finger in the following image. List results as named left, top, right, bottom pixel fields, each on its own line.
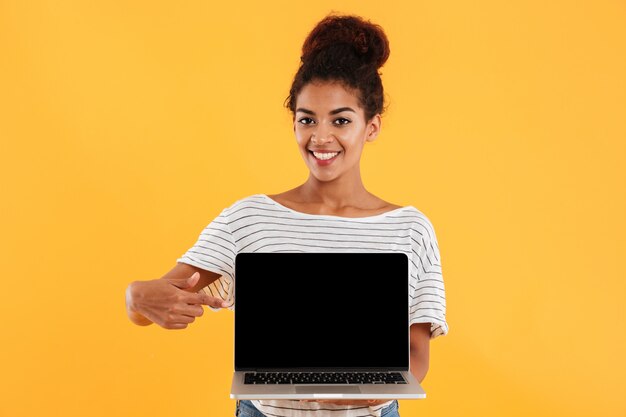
left=192, top=292, right=230, bottom=308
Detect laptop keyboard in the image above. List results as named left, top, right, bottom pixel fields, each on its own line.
left=244, top=372, right=407, bottom=385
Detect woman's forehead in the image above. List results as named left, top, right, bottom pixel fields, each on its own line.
left=296, top=81, right=361, bottom=110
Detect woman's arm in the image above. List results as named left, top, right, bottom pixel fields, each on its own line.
left=409, top=322, right=431, bottom=383
left=125, top=263, right=224, bottom=328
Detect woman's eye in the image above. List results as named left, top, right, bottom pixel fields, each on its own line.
left=298, top=117, right=314, bottom=125
left=297, top=117, right=350, bottom=126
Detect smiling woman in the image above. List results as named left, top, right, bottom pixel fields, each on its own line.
left=125, top=11, right=448, bottom=417
left=294, top=80, right=379, bottom=177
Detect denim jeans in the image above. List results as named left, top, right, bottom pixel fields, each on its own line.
left=235, top=399, right=400, bottom=417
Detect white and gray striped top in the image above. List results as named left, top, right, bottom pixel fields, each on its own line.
left=177, top=193, right=448, bottom=417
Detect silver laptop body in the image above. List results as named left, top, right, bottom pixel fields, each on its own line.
left=230, top=252, right=426, bottom=400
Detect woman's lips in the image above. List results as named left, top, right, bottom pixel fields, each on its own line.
left=309, top=150, right=341, bottom=166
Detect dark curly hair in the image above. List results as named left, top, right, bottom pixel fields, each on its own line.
left=284, top=13, right=390, bottom=122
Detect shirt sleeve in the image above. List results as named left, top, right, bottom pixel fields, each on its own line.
left=176, top=207, right=237, bottom=312
left=409, top=216, right=449, bottom=339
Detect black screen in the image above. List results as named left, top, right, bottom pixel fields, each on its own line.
left=234, top=252, right=409, bottom=371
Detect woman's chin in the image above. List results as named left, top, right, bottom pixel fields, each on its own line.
left=309, top=171, right=342, bottom=183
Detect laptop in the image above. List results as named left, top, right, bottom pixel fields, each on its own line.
left=230, top=252, right=426, bottom=400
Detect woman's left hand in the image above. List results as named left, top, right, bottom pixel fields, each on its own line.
left=300, top=399, right=390, bottom=406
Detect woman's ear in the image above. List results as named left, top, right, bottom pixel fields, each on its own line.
left=365, top=114, right=382, bottom=142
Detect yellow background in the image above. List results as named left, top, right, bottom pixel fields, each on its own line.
left=1, top=1, right=624, bottom=416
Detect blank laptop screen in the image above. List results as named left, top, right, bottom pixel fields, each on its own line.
left=234, top=252, right=409, bottom=371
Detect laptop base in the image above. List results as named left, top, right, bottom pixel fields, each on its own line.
left=230, top=371, right=426, bottom=400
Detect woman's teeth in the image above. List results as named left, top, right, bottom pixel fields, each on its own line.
left=312, top=151, right=339, bottom=160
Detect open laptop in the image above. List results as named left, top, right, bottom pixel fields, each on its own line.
left=230, top=252, right=426, bottom=400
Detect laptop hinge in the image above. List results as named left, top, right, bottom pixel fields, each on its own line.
left=245, top=367, right=408, bottom=372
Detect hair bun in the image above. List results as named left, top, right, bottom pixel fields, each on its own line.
left=301, top=14, right=390, bottom=69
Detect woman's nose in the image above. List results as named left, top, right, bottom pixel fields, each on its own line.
left=312, top=135, right=333, bottom=145
left=311, top=128, right=335, bottom=144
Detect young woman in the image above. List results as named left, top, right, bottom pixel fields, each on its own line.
left=125, top=13, right=448, bottom=417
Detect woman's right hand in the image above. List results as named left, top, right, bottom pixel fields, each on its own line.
left=126, top=272, right=229, bottom=329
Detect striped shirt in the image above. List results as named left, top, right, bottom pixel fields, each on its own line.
left=177, top=194, right=448, bottom=417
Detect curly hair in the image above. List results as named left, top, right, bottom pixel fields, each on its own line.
left=284, top=13, right=390, bottom=122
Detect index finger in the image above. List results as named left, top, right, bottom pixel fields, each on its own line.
left=186, top=291, right=229, bottom=308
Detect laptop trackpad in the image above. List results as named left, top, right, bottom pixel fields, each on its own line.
left=296, top=386, right=361, bottom=394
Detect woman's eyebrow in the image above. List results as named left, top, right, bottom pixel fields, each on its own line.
left=296, top=107, right=356, bottom=115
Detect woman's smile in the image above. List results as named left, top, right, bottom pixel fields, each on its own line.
left=309, top=150, right=342, bottom=165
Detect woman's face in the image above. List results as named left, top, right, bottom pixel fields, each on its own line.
left=293, top=80, right=380, bottom=182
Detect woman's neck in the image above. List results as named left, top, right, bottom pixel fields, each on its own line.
left=297, top=179, right=375, bottom=210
